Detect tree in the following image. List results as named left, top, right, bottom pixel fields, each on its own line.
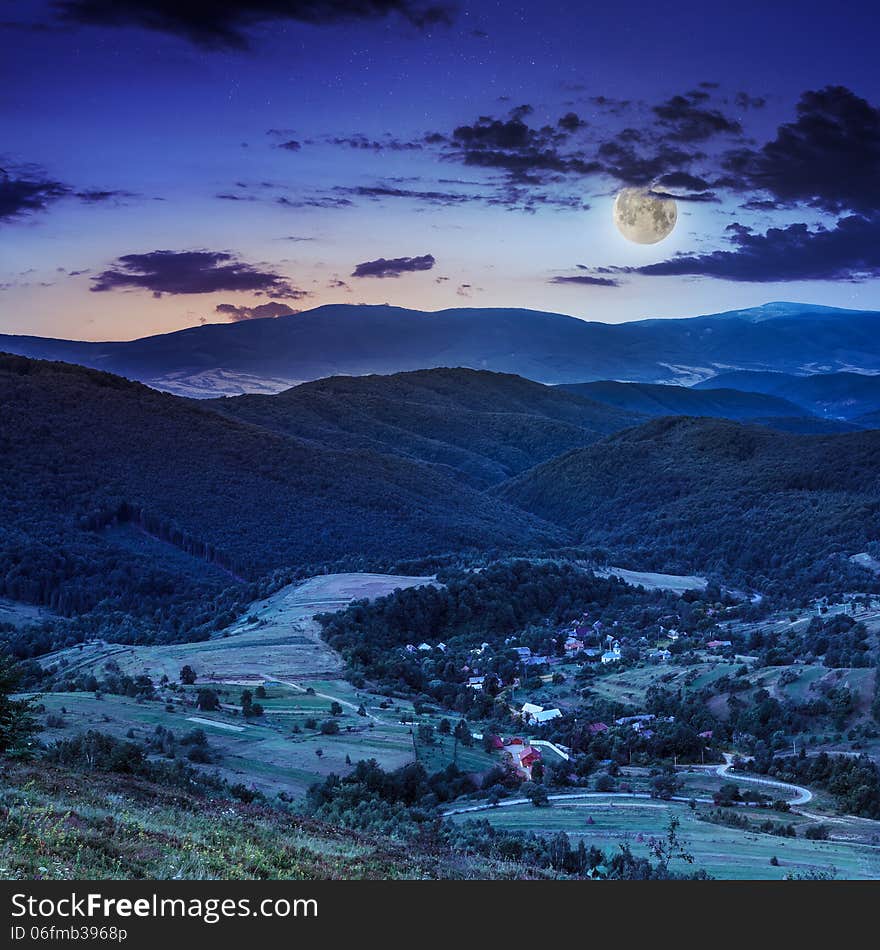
left=527, top=784, right=549, bottom=807
left=196, top=688, right=220, bottom=712
left=179, top=665, right=197, bottom=685
left=417, top=723, right=436, bottom=746
left=330, top=701, right=344, bottom=716
left=0, top=651, right=38, bottom=757
left=595, top=773, right=615, bottom=792
left=648, top=817, right=695, bottom=873
left=240, top=690, right=264, bottom=718
left=454, top=720, right=473, bottom=747
left=320, top=719, right=340, bottom=735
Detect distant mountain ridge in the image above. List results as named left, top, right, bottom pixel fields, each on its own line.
left=3, top=300, right=880, bottom=396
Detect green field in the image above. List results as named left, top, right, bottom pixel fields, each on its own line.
left=35, top=678, right=500, bottom=798
left=450, top=798, right=880, bottom=880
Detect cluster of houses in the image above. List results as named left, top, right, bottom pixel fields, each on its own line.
left=404, top=641, right=448, bottom=654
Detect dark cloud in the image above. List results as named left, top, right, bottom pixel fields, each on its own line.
left=652, top=91, right=742, bottom=142
left=549, top=274, right=620, bottom=288
left=721, top=86, right=880, bottom=215
left=596, top=137, right=700, bottom=188
left=277, top=139, right=302, bottom=151
left=326, top=134, right=422, bottom=151
left=654, top=171, right=714, bottom=193
left=215, top=300, right=299, bottom=321
left=0, top=166, right=133, bottom=221
left=427, top=86, right=778, bottom=205
left=446, top=108, right=600, bottom=184
left=439, top=98, right=712, bottom=193
left=338, top=183, right=473, bottom=206
left=734, top=92, right=767, bottom=110
left=588, top=95, right=632, bottom=115
left=74, top=188, right=135, bottom=203
left=558, top=112, right=587, bottom=132
left=0, top=171, right=69, bottom=221
left=276, top=195, right=354, bottom=208
left=608, top=214, right=880, bottom=283
left=91, top=249, right=309, bottom=297
left=351, top=253, right=435, bottom=278
left=55, top=0, right=457, bottom=49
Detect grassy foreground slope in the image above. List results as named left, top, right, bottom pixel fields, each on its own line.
left=0, top=762, right=551, bottom=880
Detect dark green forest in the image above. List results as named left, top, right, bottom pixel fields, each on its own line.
left=497, top=416, right=880, bottom=597
left=3, top=355, right=880, bottom=646
left=0, top=355, right=561, bottom=640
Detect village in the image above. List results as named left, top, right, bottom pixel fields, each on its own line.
left=396, top=608, right=739, bottom=779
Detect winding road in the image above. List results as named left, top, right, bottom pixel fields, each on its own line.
left=441, top=752, right=812, bottom=817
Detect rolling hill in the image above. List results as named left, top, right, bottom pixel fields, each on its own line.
left=495, top=416, right=880, bottom=589
left=694, top=370, right=880, bottom=421
left=209, top=368, right=643, bottom=487
left=559, top=379, right=861, bottom=434
left=2, top=301, right=880, bottom=396
left=559, top=380, right=811, bottom=420
left=0, top=354, right=562, bottom=635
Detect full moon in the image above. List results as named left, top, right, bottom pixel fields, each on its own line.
left=613, top=187, right=677, bottom=244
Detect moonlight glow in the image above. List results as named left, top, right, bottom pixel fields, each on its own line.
left=614, top=188, right=678, bottom=244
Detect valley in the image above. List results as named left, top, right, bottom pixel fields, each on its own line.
left=4, top=350, right=880, bottom=881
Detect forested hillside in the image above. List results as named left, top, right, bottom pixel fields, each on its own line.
left=560, top=380, right=811, bottom=422
left=695, top=371, right=880, bottom=421
left=209, top=368, right=642, bottom=486
left=496, top=417, right=880, bottom=595
left=0, top=355, right=561, bottom=639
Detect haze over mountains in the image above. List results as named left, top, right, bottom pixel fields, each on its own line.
left=2, top=301, right=879, bottom=397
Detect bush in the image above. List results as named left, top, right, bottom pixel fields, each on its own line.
left=594, top=773, right=615, bottom=792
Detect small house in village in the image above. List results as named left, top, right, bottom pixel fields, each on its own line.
left=521, top=702, right=562, bottom=726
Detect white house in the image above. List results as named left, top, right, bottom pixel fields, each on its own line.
left=533, top=708, right=562, bottom=725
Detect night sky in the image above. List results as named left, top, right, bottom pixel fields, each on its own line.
left=2, top=0, right=880, bottom=341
